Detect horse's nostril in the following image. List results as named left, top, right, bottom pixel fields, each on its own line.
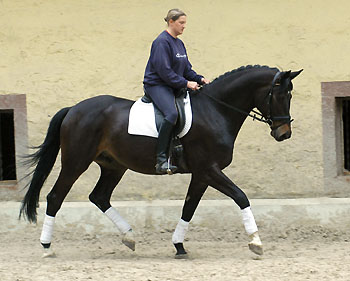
left=280, top=132, right=291, bottom=141
left=273, top=129, right=292, bottom=141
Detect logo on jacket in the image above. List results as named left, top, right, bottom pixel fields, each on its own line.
left=176, top=53, right=187, bottom=58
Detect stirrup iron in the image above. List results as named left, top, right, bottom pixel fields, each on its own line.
left=167, top=158, right=173, bottom=175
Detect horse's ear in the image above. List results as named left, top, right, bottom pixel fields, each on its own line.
left=280, top=70, right=291, bottom=80
left=290, top=69, right=303, bottom=80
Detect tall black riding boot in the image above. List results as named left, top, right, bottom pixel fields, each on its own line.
left=155, top=119, right=178, bottom=175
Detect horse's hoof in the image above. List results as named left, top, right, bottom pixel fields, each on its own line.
left=122, top=230, right=135, bottom=251
left=42, top=248, right=56, bottom=258
left=173, top=243, right=187, bottom=259
left=248, top=243, right=264, bottom=255
left=175, top=253, right=189, bottom=259
left=248, top=232, right=263, bottom=255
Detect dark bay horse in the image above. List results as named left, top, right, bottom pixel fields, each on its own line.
left=20, top=65, right=302, bottom=258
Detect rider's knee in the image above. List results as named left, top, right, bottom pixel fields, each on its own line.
left=166, top=111, right=178, bottom=125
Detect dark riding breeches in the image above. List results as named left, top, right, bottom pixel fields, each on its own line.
left=144, top=85, right=178, bottom=125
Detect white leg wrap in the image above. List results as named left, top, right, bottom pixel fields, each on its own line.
left=241, top=206, right=258, bottom=235
left=40, top=214, right=55, bottom=244
left=104, top=207, right=131, bottom=234
left=172, top=219, right=189, bottom=244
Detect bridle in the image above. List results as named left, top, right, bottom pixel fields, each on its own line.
left=264, top=71, right=293, bottom=128
left=200, top=71, right=293, bottom=128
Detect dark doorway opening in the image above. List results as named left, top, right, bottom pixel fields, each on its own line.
left=0, top=110, right=17, bottom=180
left=342, top=99, right=350, bottom=171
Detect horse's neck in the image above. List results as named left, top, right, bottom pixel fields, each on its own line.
left=212, top=78, right=257, bottom=128
left=202, top=70, right=274, bottom=143
left=213, top=76, right=257, bottom=113
left=191, top=89, right=250, bottom=144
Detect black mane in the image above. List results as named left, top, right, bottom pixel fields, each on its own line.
left=203, top=65, right=279, bottom=89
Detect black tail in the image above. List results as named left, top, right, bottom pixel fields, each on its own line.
left=19, top=107, right=71, bottom=223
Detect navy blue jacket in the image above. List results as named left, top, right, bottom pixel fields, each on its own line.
left=143, top=31, right=203, bottom=89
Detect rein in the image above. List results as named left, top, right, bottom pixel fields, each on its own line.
left=201, top=91, right=270, bottom=124
left=199, top=71, right=292, bottom=127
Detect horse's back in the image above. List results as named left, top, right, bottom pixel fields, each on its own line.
left=71, top=95, right=133, bottom=112
left=59, top=95, right=134, bottom=151
left=63, top=95, right=133, bottom=123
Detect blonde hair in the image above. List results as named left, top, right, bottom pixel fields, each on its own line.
left=164, top=8, right=186, bottom=24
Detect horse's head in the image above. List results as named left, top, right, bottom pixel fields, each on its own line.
left=256, top=69, right=303, bottom=142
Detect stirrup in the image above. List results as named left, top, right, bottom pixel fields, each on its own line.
left=156, top=159, right=177, bottom=175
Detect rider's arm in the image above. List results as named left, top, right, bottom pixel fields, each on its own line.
left=183, top=59, right=204, bottom=84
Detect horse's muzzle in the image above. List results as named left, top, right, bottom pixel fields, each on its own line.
left=270, top=123, right=292, bottom=142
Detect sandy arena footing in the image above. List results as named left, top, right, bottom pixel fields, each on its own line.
left=1, top=198, right=350, bottom=281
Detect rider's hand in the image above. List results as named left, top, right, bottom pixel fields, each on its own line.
left=187, top=81, right=200, bottom=90
left=201, top=78, right=210, bottom=84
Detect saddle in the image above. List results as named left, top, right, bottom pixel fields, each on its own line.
left=141, top=88, right=187, bottom=136
left=141, top=88, right=189, bottom=173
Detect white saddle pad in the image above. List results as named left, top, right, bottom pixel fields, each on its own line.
left=128, top=92, right=192, bottom=138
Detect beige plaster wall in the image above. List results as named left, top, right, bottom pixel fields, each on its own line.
left=1, top=0, right=349, bottom=201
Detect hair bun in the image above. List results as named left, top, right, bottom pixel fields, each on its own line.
left=164, top=8, right=186, bottom=23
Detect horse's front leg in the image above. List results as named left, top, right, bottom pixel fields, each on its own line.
left=206, top=164, right=263, bottom=255
left=173, top=173, right=208, bottom=258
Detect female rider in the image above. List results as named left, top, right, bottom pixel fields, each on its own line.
left=143, top=8, right=210, bottom=174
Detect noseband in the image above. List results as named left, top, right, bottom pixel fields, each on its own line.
left=201, top=71, right=293, bottom=127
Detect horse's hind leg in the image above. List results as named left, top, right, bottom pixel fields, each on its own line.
left=40, top=163, right=92, bottom=257
left=88, top=165, right=135, bottom=251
